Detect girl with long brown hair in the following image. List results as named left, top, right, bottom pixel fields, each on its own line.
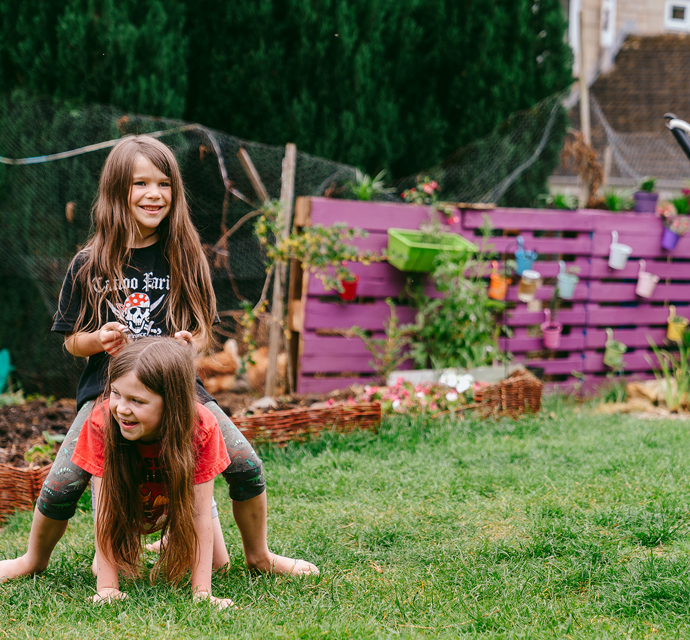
left=0, top=135, right=317, bottom=584
left=74, top=338, right=232, bottom=606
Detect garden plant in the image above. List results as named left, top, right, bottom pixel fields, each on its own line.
left=406, top=222, right=508, bottom=371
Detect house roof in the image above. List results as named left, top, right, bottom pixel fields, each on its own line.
left=559, top=34, right=690, bottom=181
left=592, top=33, right=690, bottom=133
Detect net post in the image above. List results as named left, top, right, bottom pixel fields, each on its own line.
left=265, top=143, right=297, bottom=397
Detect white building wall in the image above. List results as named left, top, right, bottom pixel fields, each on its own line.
left=571, top=0, right=668, bottom=81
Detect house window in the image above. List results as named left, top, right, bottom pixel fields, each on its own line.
left=665, top=0, right=690, bottom=31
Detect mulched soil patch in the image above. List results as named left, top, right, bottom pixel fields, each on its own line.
left=0, top=399, right=77, bottom=468
left=0, top=387, right=364, bottom=469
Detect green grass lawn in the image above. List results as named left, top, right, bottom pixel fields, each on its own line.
left=3, top=395, right=690, bottom=638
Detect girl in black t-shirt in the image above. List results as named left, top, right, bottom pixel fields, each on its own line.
left=0, top=135, right=318, bottom=584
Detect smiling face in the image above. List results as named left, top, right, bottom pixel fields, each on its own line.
left=128, top=154, right=172, bottom=246
left=109, top=371, right=164, bottom=443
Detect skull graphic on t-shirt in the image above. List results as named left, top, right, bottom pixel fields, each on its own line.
left=109, top=292, right=165, bottom=337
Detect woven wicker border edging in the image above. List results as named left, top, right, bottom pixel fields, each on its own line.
left=474, top=370, right=543, bottom=419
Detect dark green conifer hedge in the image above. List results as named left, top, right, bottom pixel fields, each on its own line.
left=0, top=0, right=572, bottom=178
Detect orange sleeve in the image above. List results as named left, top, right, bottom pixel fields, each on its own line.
left=71, top=401, right=109, bottom=477
left=193, top=404, right=231, bottom=485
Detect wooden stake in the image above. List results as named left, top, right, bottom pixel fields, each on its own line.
left=264, top=143, right=297, bottom=397
left=237, top=147, right=270, bottom=204
left=579, top=9, right=592, bottom=207
left=602, top=145, right=612, bottom=186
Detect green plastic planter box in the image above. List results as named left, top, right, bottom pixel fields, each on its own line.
left=386, top=228, right=478, bottom=272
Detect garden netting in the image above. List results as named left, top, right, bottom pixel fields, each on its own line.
left=0, top=91, right=568, bottom=396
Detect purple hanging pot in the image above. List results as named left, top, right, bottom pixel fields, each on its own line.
left=661, top=227, right=680, bottom=250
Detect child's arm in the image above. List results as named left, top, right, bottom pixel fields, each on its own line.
left=191, top=480, right=233, bottom=610
left=90, top=476, right=127, bottom=603
left=65, top=322, right=129, bottom=357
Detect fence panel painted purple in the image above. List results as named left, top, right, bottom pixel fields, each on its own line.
left=463, top=209, right=593, bottom=231
left=485, top=236, right=593, bottom=255
left=303, top=299, right=416, bottom=331
left=506, top=334, right=586, bottom=352
left=585, top=305, right=673, bottom=325
left=296, top=202, right=690, bottom=394
left=588, top=258, right=683, bottom=280
left=506, top=306, right=587, bottom=326
left=591, top=231, right=690, bottom=257
left=585, top=328, right=667, bottom=349
left=584, top=351, right=656, bottom=373
left=309, top=197, right=449, bottom=232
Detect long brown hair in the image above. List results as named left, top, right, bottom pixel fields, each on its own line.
left=64, top=135, right=216, bottom=351
left=96, top=337, right=199, bottom=584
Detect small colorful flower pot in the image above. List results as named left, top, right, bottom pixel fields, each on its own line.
left=488, top=273, right=510, bottom=300
left=608, top=231, right=632, bottom=270
left=487, top=261, right=510, bottom=301
left=338, top=275, right=359, bottom=301
left=386, top=228, right=477, bottom=272
left=661, top=227, right=680, bottom=251
left=517, top=269, right=541, bottom=303
left=556, top=261, right=578, bottom=300
left=635, top=259, right=659, bottom=298
left=603, top=328, right=627, bottom=368
left=633, top=191, right=658, bottom=214
left=541, top=309, right=562, bottom=350
left=667, top=305, right=689, bottom=341
left=514, top=235, right=538, bottom=275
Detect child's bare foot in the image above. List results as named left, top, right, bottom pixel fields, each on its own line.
left=0, top=556, right=41, bottom=582
left=247, top=552, right=319, bottom=576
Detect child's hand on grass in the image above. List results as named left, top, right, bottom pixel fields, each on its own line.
left=193, top=590, right=234, bottom=610
left=89, top=587, right=128, bottom=604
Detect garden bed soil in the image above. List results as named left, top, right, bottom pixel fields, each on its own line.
left=0, top=387, right=365, bottom=469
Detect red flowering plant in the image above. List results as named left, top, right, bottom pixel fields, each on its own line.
left=401, top=176, right=458, bottom=223
left=657, top=201, right=690, bottom=236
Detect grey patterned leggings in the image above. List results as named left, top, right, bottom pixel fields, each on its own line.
left=36, top=400, right=265, bottom=521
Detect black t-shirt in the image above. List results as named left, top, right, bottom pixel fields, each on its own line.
left=52, top=242, right=213, bottom=409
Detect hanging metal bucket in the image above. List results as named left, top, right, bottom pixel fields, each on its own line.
left=608, top=231, right=633, bottom=270
left=667, top=305, right=689, bottom=342
left=541, top=309, right=563, bottom=349
left=556, top=261, right=579, bottom=300
left=635, top=259, right=659, bottom=298
left=603, top=328, right=627, bottom=368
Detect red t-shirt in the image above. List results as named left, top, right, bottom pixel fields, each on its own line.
left=73, top=400, right=230, bottom=532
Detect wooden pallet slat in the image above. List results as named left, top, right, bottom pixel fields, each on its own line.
left=463, top=208, right=594, bottom=231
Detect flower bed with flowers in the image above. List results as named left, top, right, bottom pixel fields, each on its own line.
left=351, top=375, right=489, bottom=417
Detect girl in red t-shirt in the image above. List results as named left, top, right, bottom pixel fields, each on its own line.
left=75, top=337, right=233, bottom=608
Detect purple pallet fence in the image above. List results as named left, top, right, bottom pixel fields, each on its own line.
left=295, top=199, right=689, bottom=394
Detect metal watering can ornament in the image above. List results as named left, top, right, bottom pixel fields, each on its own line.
left=635, top=259, right=659, bottom=298
left=667, top=305, right=689, bottom=342
left=514, top=235, right=538, bottom=275
left=557, top=260, right=579, bottom=300
left=608, top=231, right=632, bottom=270
left=488, top=260, right=510, bottom=300
left=603, top=328, right=627, bottom=369
left=541, top=308, right=563, bottom=350
left=517, top=269, right=541, bottom=303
